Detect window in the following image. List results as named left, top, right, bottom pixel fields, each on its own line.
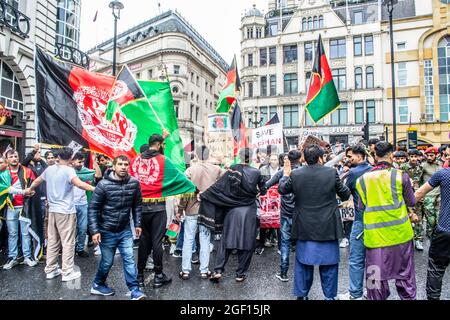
left=260, top=48, right=267, bottom=66
left=283, top=45, right=297, bottom=64
left=308, top=17, right=313, bottom=30
left=330, top=38, right=346, bottom=59
left=173, top=65, right=180, bottom=75
left=313, top=16, right=318, bottom=29
left=256, top=28, right=262, bottom=39
left=269, top=75, right=276, bottom=96
left=261, top=76, right=267, bottom=96
left=205, top=81, right=208, bottom=91
left=284, top=73, right=298, bottom=95
left=196, top=94, right=199, bottom=102
left=398, top=98, right=408, bottom=123
left=304, top=42, right=313, bottom=61
left=355, top=67, right=363, bottom=90
left=210, top=85, right=213, bottom=93
left=196, top=76, right=200, bottom=86
left=269, top=106, right=277, bottom=120
left=332, top=68, right=346, bottom=91
left=366, top=66, right=374, bottom=89
left=248, top=82, right=254, bottom=97
left=269, top=47, right=276, bottom=65
left=367, top=100, right=375, bottom=123
left=319, top=15, right=324, bottom=28
left=364, top=35, right=373, bottom=55
left=397, top=62, right=407, bottom=86
left=269, top=23, right=278, bottom=36
left=196, top=107, right=200, bottom=122
left=135, top=72, right=140, bottom=79
left=331, top=102, right=348, bottom=125
left=0, top=60, right=24, bottom=112
left=302, top=18, right=307, bottom=31
left=354, top=36, right=362, bottom=56
left=260, top=106, right=268, bottom=124
left=174, top=100, right=180, bottom=118
left=248, top=53, right=253, bottom=67
left=283, top=105, right=299, bottom=128
left=247, top=27, right=253, bottom=39
left=353, top=11, right=363, bottom=24
left=172, top=86, right=179, bottom=94
left=397, top=42, right=406, bottom=50
left=148, top=69, right=153, bottom=79
left=305, top=71, right=312, bottom=93
left=354, top=101, right=364, bottom=124
left=424, top=59, right=434, bottom=122
left=190, top=104, right=194, bottom=120
left=438, top=36, right=450, bottom=122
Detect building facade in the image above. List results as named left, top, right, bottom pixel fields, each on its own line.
left=241, top=0, right=449, bottom=149
left=88, top=10, right=228, bottom=150
left=0, top=0, right=58, bottom=155
left=382, top=0, right=449, bottom=146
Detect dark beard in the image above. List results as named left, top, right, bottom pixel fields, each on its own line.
left=159, top=147, right=164, bottom=154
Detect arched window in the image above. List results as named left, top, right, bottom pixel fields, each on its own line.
left=313, top=16, right=318, bottom=30
left=366, top=66, right=374, bottom=89
left=302, top=18, right=307, bottom=31
left=172, top=86, right=179, bottom=94
left=319, top=15, right=324, bottom=28
left=308, top=17, right=313, bottom=30
left=438, top=36, right=450, bottom=121
left=355, top=67, right=363, bottom=90
left=0, top=60, right=24, bottom=112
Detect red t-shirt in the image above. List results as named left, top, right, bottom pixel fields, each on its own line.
left=10, top=167, right=35, bottom=207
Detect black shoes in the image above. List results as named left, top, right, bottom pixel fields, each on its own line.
left=153, top=272, right=172, bottom=288
left=76, top=251, right=89, bottom=258
left=191, top=252, right=199, bottom=264
left=137, top=273, right=145, bottom=288
left=276, top=272, right=289, bottom=282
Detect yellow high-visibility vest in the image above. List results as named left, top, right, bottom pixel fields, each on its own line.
left=355, top=168, right=413, bottom=249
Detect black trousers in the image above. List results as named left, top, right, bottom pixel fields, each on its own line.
left=426, top=230, right=450, bottom=300
left=214, top=235, right=254, bottom=277
left=137, top=211, right=167, bottom=274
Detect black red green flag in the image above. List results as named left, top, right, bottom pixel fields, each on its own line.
left=230, top=102, right=248, bottom=161
left=305, top=34, right=340, bottom=123
left=216, top=55, right=242, bottom=113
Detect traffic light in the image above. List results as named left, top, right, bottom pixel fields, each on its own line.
left=363, top=121, right=369, bottom=141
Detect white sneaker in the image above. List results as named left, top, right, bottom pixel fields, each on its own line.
left=46, top=268, right=63, bottom=279
left=337, top=292, right=363, bottom=300
left=415, top=240, right=424, bottom=251
left=169, top=244, right=176, bottom=255
left=62, top=270, right=81, bottom=282
left=339, top=238, right=349, bottom=248
left=23, top=257, right=38, bottom=267
left=94, top=246, right=101, bottom=256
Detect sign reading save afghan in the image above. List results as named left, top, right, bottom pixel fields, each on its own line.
left=251, top=123, right=283, bottom=154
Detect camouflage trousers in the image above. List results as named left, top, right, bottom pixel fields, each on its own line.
left=413, top=195, right=440, bottom=241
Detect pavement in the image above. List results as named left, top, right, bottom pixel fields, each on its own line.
left=0, top=239, right=449, bottom=300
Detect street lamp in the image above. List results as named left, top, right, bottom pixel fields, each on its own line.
left=383, top=0, right=398, bottom=147
left=109, top=0, right=124, bottom=76
left=247, top=108, right=264, bottom=128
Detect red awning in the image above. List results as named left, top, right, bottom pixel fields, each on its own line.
left=0, top=128, right=23, bottom=138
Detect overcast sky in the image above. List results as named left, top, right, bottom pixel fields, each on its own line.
left=80, top=0, right=268, bottom=63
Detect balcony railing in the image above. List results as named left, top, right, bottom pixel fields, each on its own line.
left=55, top=43, right=90, bottom=69
left=0, top=0, right=30, bottom=38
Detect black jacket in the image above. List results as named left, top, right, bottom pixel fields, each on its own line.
left=140, top=149, right=166, bottom=213
left=278, top=164, right=350, bottom=241
left=23, top=149, right=48, bottom=198
left=88, top=169, right=142, bottom=234
left=265, top=165, right=300, bottom=218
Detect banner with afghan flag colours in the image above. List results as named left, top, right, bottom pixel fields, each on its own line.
left=215, top=55, right=242, bottom=113
left=35, top=47, right=186, bottom=171
left=305, top=34, right=340, bottom=123
left=0, top=170, right=13, bottom=211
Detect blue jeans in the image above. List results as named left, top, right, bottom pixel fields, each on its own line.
left=182, top=215, right=211, bottom=273
left=280, top=215, right=292, bottom=274
left=6, top=207, right=32, bottom=259
left=75, top=204, right=88, bottom=252
left=94, top=229, right=139, bottom=291
left=348, top=220, right=366, bottom=298
left=176, top=220, right=197, bottom=253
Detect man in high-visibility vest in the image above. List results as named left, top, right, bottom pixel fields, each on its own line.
left=355, top=142, right=418, bottom=300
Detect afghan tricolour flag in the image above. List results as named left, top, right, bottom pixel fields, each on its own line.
left=35, top=47, right=186, bottom=171
left=130, top=153, right=196, bottom=202
left=230, top=102, right=248, bottom=163
left=305, top=34, right=340, bottom=123
left=216, top=55, right=242, bottom=113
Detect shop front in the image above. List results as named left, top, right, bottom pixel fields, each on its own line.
left=0, top=103, right=25, bottom=156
